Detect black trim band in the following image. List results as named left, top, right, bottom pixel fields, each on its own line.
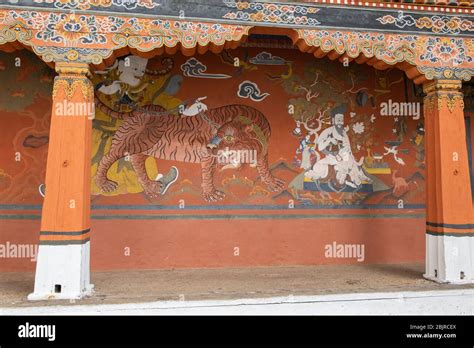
left=39, top=238, right=90, bottom=246
left=426, top=222, right=474, bottom=230
left=39, top=228, right=91, bottom=236
left=426, top=230, right=474, bottom=237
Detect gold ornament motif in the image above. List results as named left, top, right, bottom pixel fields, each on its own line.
left=417, top=67, right=474, bottom=82
left=422, top=79, right=462, bottom=95
left=438, top=97, right=445, bottom=112
left=423, top=94, right=464, bottom=114
left=429, top=94, right=464, bottom=113
left=443, top=69, right=454, bottom=79
left=445, top=95, right=464, bottom=113
left=423, top=94, right=436, bottom=114
left=66, top=50, right=79, bottom=61
left=52, top=62, right=93, bottom=101
left=52, top=77, right=93, bottom=101
left=32, top=46, right=113, bottom=65
left=423, top=80, right=465, bottom=114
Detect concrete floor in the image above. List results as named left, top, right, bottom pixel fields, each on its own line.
left=1, top=263, right=473, bottom=308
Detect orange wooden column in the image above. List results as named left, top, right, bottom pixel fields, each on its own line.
left=423, top=79, right=474, bottom=284
left=29, top=62, right=95, bottom=300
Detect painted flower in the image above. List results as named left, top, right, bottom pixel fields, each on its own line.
left=352, top=122, right=365, bottom=135
left=432, top=38, right=459, bottom=63
left=63, top=18, right=82, bottom=33
left=96, top=17, right=124, bottom=32
left=45, top=15, right=85, bottom=43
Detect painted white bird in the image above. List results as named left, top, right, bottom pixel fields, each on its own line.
left=394, top=156, right=406, bottom=166
left=383, top=145, right=397, bottom=156
left=384, top=146, right=406, bottom=166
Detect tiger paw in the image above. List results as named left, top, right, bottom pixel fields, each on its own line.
left=202, top=189, right=225, bottom=202
left=98, top=179, right=118, bottom=193
left=143, top=181, right=163, bottom=198
left=266, top=178, right=285, bottom=192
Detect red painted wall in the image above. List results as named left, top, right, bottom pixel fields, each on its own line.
left=0, top=48, right=426, bottom=272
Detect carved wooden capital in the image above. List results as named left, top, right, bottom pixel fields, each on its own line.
left=423, top=80, right=464, bottom=114
left=53, top=62, right=93, bottom=101
left=423, top=80, right=462, bottom=95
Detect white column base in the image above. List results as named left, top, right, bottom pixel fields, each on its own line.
left=28, top=241, right=94, bottom=300
left=424, top=233, right=474, bottom=284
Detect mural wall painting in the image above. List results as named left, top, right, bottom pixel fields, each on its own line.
left=0, top=48, right=426, bottom=209
left=0, top=51, right=54, bottom=204
left=94, top=84, right=284, bottom=202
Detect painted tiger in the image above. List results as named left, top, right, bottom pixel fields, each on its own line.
left=94, top=97, right=285, bottom=202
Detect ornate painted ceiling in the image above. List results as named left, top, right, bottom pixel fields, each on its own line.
left=0, top=0, right=472, bottom=82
